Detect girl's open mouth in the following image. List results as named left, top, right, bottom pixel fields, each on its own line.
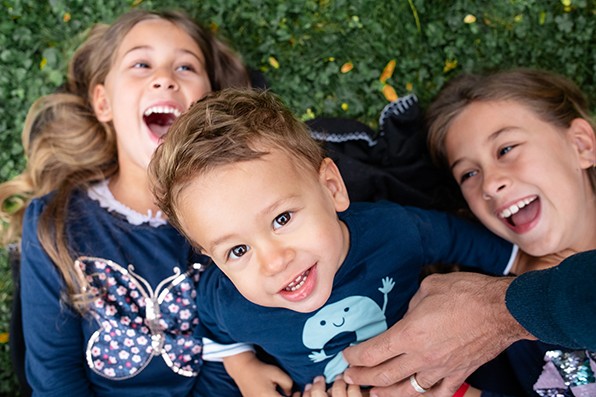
left=499, top=196, right=540, bottom=231
left=143, top=106, right=181, bottom=139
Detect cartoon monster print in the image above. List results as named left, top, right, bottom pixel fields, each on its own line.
left=302, top=277, right=395, bottom=382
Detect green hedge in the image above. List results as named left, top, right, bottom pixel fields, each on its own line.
left=0, top=0, right=594, bottom=394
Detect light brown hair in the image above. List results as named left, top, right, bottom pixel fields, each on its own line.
left=149, top=88, right=324, bottom=237
left=426, top=68, right=596, bottom=192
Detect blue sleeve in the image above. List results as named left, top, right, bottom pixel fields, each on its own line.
left=506, top=249, right=596, bottom=350
left=20, top=199, right=95, bottom=396
left=192, top=361, right=242, bottom=397
left=195, top=265, right=239, bottom=346
left=406, top=207, right=514, bottom=275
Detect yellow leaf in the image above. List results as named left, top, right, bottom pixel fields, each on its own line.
left=63, top=12, right=71, bottom=22
left=327, top=57, right=335, bottom=62
left=40, top=57, right=47, bottom=70
left=340, top=62, right=353, bottom=74
left=341, top=103, right=349, bottom=111
left=209, top=22, right=219, bottom=33
left=0, top=332, right=8, bottom=344
left=268, top=56, right=280, bottom=69
left=382, top=84, right=398, bottom=102
left=405, top=82, right=413, bottom=92
left=561, top=0, right=571, bottom=6
left=463, top=14, right=477, bottom=24
left=443, top=59, right=458, bottom=73
left=539, top=11, right=546, bottom=25
left=303, top=108, right=315, bottom=120
left=379, top=59, right=396, bottom=83
left=132, top=0, right=143, bottom=5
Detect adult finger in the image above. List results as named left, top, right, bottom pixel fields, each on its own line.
left=343, top=321, right=407, bottom=368
left=343, top=346, right=429, bottom=388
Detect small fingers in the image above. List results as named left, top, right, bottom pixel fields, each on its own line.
left=302, top=376, right=328, bottom=397
left=330, top=376, right=363, bottom=397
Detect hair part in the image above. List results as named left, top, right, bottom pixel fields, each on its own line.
left=150, top=88, right=324, bottom=237
left=426, top=68, right=596, bottom=192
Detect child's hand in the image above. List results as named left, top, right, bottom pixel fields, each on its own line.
left=296, top=376, right=366, bottom=397
left=223, top=351, right=293, bottom=396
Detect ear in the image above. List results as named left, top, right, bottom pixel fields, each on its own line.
left=318, top=157, right=350, bottom=212
left=92, top=84, right=113, bottom=122
left=568, top=118, right=596, bottom=169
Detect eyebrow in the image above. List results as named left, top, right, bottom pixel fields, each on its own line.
left=123, top=45, right=204, bottom=63
left=449, top=126, right=515, bottom=171
left=207, top=196, right=298, bottom=254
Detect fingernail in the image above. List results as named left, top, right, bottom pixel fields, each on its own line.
left=314, top=375, right=325, bottom=383
left=304, top=383, right=312, bottom=391
left=343, top=374, right=353, bottom=384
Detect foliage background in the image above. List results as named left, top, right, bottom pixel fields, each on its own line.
left=0, top=0, right=594, bottom=394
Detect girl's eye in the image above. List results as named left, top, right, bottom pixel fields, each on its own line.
left=459, top=170, right=478, bottom=184
left=176, top=64, right=196, bottom=72
left=228, top=245, right=249, bottom=260
left=133, top=62, right=150, bottom=69
left=273, top=211, right=292, bottom=230
left=498, top=145, right=514, bottom=158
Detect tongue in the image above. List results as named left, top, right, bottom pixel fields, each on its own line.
left=145, top=113, right=175, bottom=138
left=510, top=199, right=539, bottom=226
left=147, top=122, right=170, bottom=138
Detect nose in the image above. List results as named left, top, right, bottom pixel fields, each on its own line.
left=151, top=69, right=178, bottom=91
left=481, top=167, right=509, bottom=200
left=257, top=241, right=294, bottom=276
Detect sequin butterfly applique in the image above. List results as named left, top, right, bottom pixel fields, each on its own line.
left=76, top=256, right=203, bottom=379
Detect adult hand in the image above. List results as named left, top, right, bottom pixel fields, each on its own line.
left=342, top=272, right=535, bottom=397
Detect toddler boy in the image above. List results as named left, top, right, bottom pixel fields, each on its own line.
left=149, top=88, right=517, bottom=393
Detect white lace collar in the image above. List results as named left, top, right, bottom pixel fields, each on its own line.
left=87, top=179, right=167, bottom=227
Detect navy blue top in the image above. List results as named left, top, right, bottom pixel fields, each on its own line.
left=197, top=201, right=514, bottom=391
left=474, top=250, right=596, bottom=397
left=20, top=190, right=211, bottom=397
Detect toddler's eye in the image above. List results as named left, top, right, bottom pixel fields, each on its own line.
left=273, top=212, right=292, bottom=230
left=228, top=245, right=249, bottom=260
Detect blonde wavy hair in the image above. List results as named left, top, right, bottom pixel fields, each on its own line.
left=0, top=9, right=251, bottom=311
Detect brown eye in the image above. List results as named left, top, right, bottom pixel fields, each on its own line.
left=273, top=212, right=292, bottom=230
left=229, top=245, right=249, bottom=259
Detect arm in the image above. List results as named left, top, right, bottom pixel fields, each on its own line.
left=197, top=269, right=293, bottom=396
left=507, top=249, right=596, bottom=350
left=20, top=201, right=95, bottom=396
left=342, top=272, right=533, bottom=397
left=223, top=351, right=293, bottom=397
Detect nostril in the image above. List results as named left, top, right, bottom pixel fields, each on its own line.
left=153, top=83, right=161, bottom=88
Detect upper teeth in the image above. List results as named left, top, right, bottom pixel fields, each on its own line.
left=144, top=106, right=181, bottom=117
left=499, top=197, right=537, bottom=218
left=284, top=270, right=309, bottom=292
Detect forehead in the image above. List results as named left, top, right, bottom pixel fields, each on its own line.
left=117, top=18, right=203, bottom=58
left=176, top=150, right=318, bottom=244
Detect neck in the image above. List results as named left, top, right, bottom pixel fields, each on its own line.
left=108, top=172, right=159, bottom=215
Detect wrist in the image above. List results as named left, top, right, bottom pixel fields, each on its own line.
left=452, top=382, right=470, bottom=397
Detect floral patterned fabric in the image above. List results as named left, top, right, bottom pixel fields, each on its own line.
left=77, top=257, right=203, bottom=379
